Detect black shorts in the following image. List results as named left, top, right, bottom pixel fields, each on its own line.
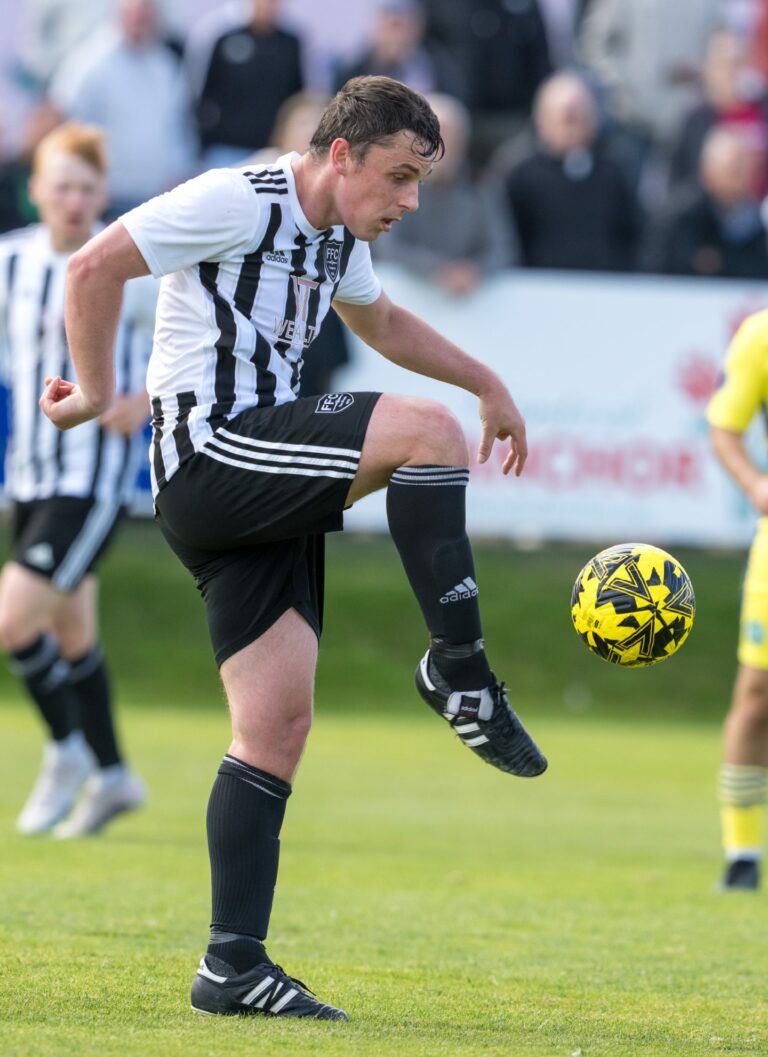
left=155, top=391, right=380, bottom=666
left=11, top=496, right=124, bottom=592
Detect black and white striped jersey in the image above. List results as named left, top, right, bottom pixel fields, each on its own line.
left=121, top=152, right=382, bottom=497
left=0, top=224, right=156, bottom=504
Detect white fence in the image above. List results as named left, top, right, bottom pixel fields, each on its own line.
left=338, top=265, right=768, bottom=549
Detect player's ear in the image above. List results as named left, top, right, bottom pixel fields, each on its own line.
left=329, top=138, right=352, bottom=175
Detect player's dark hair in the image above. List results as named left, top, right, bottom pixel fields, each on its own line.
left=309, top=76, right=444, bottom=162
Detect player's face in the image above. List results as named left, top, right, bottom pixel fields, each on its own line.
left=29, top=151, right=107, bottom=249
left=335, top=132, right=434, bottom=241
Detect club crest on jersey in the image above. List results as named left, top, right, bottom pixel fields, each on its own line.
left=315, top=392, right=354, bottom=414
left=324, top=240, right=343, bottom=282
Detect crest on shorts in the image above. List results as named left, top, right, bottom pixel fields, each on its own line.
left=24, top=542, right=54, bottom=570
left=324, top=239, right=343, bottom=282
left=316, top=392, right=354, bottom=414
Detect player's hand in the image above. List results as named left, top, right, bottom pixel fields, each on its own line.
left=39, top=376, right=101, bottom=431
left=100, top=392, right=150, bottom=436
left=435, top=261, right=481, bottom=297
left=749, top=476, right=768, bottom=515
left=477, top=386, right=528, bottom=476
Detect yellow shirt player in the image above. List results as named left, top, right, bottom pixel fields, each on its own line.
left=708, top=308, right=768, bottom=890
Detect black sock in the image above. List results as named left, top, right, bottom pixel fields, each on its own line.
left=68, top=647, right=122, bottom=768
left=9, top=635, right=78, bottom=741
left=207, top=931, right=269, bottom=975
left=206, top=755, right=291, bottom=973
left=387, top=465, right=492, bottom=690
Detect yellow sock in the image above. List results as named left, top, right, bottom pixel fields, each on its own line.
left=721, top=805, right=764, bottom=858
left=719, top=764, right=768, bottom=859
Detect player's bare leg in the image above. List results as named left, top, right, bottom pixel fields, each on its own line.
left=719, top=664, right=768, bottom=890
left=348, top=394, right=546, bottom=778
left=191, top=608, right=347, bottom=1020
left=222, top=607, right=317, bottom=782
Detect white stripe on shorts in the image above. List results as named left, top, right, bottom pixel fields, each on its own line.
left=206, top=435, right=359, bottom=471
left=201, top=446, right=357, bottom=479
left=215, top=427, right=362, bottom=460
left=53, top=500, right=121, bottom=592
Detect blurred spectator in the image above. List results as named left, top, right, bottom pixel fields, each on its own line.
left=15, top=0, right=117, bottom=91
left=185, top=0, right=303, bottom=168
left=669, top=30, right=768, bottom=196
left=0, top=160, right=29, bottom=234
left=245, top=90, right=328, bottom=167
left=646, top=125, right=768, bottom=279
left=722, top=0, right=764, bottom=40
left=246, top=91, right=352, bottom=395
left=0, top=101, right=61, bottom=233
left=503, top=73, right=641, bottom=271
left=753, top=0, right=768, bottom=80
left=537, top=0, right=592, bottom=68
left=50, top=0, right=195, bottom=216
left=579, top=0, right=722, bottom=188
left=334, top=0, right=463, bottom=100
left=421, top=0, right=552, bottom=165
left=373, top=93, right=517, bottom=294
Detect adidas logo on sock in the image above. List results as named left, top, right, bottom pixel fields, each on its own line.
left=440, top=577, right=478, bottom=604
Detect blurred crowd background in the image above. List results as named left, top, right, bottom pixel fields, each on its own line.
left=5, top=0, right=768, bottom=292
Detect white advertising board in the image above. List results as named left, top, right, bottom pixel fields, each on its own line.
left=337, top=266, right=768, bottom=548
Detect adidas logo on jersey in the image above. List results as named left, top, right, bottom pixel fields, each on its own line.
left=264, top=251, right=288, bottom=264
left=440, top=577, right=478, bottom=603
left=24, top=542, right=55, bottom=570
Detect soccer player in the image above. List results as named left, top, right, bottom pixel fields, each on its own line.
left=0, top=123, right=153, bottom=838
left=708, top=309, right=768, bottom=890
left=41, top=77, right=547, bottom=1019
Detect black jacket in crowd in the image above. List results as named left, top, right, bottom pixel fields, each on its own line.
left=422, top=0, right=551, bottom=112
left=504, top=145, right=641, bottom=271
left=196, top=26, right=303, bottom=151
left=646, top=187, right=768, bottom=279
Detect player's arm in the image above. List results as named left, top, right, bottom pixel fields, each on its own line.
left=708, top=312, right=768, bottom=513
left=710, top=426, right=768, bottom=514
left=40, top=222, right=149, bottom=430
left=100, top=389, right=150, bottom=436
left=334, top=289, right=527, bottom=476
left=100, top=274, right=157, bottom=436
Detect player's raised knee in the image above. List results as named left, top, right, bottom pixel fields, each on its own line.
left=412, top=399, right=467, bottom=465
left=0, top=612, right=29, bottom=653
left=381, top=395, right=467, bottom=465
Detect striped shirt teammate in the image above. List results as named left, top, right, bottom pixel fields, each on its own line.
left=43, top=77, right=546, bottom=1020
left=0, top=123, right=154, bottom=839
left=1, top=225, right=152, bottom=516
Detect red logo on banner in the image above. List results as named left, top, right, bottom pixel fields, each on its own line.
left=676, top=353, right=721, bottom=406
left=470, top=435, right=703, bottom=492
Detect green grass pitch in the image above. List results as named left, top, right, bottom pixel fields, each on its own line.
left=0, top=525, right=766, bottom=1056
left=2, top=708, right=767, bottom=1057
